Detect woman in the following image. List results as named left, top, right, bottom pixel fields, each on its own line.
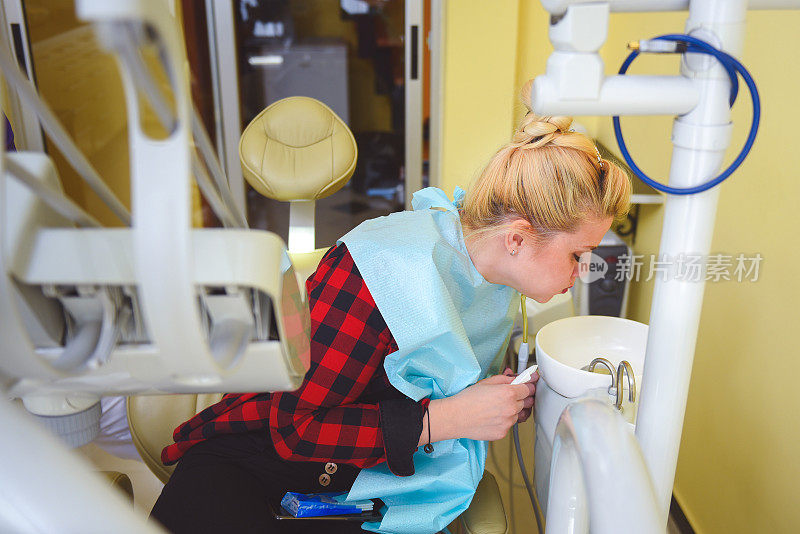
left=150, top=84, right=631, bottom=533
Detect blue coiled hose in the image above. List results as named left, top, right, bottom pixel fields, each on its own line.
left=613, top=34, right=761, bottom=195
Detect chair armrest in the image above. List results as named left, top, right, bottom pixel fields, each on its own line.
left=461, top=471, right=508, bottom=534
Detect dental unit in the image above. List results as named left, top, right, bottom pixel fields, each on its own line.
left=0, top=0, right=794, bottom=533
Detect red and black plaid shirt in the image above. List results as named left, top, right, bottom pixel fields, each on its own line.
left=161, top=244, right=429, bottom=476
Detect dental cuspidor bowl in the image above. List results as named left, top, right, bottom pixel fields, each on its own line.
left=534, top=315, right=649, bottom=398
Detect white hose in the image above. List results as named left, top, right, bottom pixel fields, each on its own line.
left=513, top=424, right=545, bottom=533
left=514, top=294, right=546, bottom=531
left=5, top=157, right=101, bottom=228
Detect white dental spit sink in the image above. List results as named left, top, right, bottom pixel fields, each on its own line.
left=535, top=315, right=648, bottom=399
left=532, top=315, right=649, bottom=515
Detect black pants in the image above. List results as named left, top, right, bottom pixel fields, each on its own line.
left=150, top=431, right=364, bottom=533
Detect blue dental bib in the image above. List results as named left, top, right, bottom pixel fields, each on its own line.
left=339, top=187, right=519, bottom=533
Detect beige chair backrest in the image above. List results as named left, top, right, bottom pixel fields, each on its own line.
left=240, top=95, right=359, bottom=280
left=239, top=96, right=357, bottom=202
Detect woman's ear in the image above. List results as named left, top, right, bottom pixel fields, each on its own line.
left=505, top=219, right=532, bottom=252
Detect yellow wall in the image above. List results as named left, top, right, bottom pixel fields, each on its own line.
left=440, top=0, right=599, bottom=194
left=441, top=2, right=800, bottom=532
left=439, top=0, right=520, bottom=192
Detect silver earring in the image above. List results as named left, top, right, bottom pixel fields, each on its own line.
left=510, top=250, right=517, bottom=256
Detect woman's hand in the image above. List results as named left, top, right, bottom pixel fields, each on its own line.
left=425, top=370, right=537, bottom=444
left=502, top=367, right=538, bottom=424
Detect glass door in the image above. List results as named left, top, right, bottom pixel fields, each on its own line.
left=2, top=0, right=442, bottom=243
left=197, top=0, right=440, bottom=248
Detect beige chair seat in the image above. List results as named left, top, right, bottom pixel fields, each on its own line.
left=128, top=392, right=506, bottom=533
left=100, top=471, right=134, bottom=504
left=128, top=394, right=222, bottom=484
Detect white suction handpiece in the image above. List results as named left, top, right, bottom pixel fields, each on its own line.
left=512, top=364, right=538, bottom=386
left=513, top=336, right=537, bottom=385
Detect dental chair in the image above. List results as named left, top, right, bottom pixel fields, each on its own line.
left=128, top=97, right=507, bottom=534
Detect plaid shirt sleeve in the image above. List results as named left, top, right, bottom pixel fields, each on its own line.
left=161, top=244, right=429, bottom=476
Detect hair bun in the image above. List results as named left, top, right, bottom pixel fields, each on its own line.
left=522, top=119, right=559, bottom=137
left=517, top=78, right=574, bottom=146
left=520, top=79, right=535, bottom=112
left=514, top=112, right=574, bottom=148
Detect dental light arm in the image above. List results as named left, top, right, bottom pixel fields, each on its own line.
left=0, top=7, right=311, bottom=531
left=94, top=20, right=248, bottom=228
left=0, top=1, right=314, bottom=529
left=1, top=0, right=311, bottom=401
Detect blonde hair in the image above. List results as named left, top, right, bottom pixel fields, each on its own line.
left=461, top=80, right=631, bottom=242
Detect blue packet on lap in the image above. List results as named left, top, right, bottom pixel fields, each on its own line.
left=280, top=492, right=374, bottom=518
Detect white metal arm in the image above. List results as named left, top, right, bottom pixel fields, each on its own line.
left=546, top=399, right=661, bottom=534
left=0, top=1, right=312, bottom=530
left=0, top=396, right=163, bottom=533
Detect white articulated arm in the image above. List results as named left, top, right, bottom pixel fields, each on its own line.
left=546, top=399, right=661, bottom=534
left=533, top=2, right=699, bottom=117
left=533, top=0, right=797, bottom=527
left=78, top=0, right=215, bottom=383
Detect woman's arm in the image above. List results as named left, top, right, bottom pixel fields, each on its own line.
left=419, top=373, right=536, bottom=447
